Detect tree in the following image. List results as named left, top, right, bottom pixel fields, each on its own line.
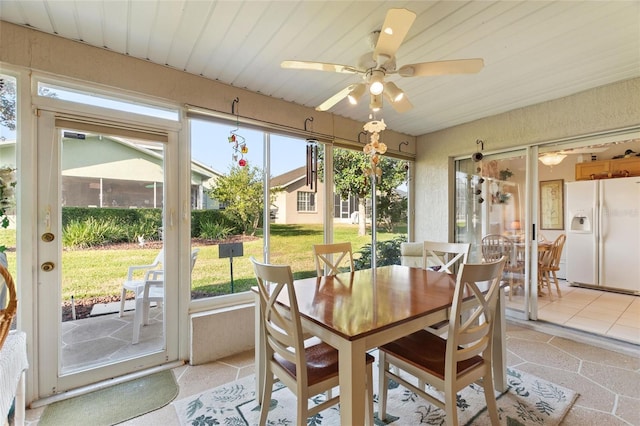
left=323, top=147, right=407, bottom=236
left=0, top=77, right=17, bottom=131
left=207, top=165, right=278, bottom=236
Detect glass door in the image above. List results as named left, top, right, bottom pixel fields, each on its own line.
left=455, top=150, right=531, bottom=317
left=36, top=111, right=177, bottom=397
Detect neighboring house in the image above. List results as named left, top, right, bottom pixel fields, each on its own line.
left=270, top=166, right=360, bottom=225
left=59, top=134, right=222, bottom=210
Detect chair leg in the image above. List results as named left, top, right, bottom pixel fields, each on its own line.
left=378, top=352, right=389, bottom=421
left=132, top=297, right=143, bottom=344
left=366, top=361, right=374, bottom=426
left=119, top=287, right=127, bottom=317
left=482, top=367, right=500, bottom=425
left=259, top=371, right=274, bottom=426
left=552, top=271, right=562, bottom=298
left=444, top=382, right=458, bottom=426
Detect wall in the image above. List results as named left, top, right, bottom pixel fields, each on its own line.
left=414, top=77, right=640, bottom=243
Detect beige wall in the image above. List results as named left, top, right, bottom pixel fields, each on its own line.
left=272, top=179, right=325, bottom=225
left=415, top=77, right=640, bottom=242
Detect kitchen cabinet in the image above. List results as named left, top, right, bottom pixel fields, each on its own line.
left=575, top=156, right=640, bottom=180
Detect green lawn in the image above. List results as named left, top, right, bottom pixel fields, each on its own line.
left=1, top=225, right=405, bottom=302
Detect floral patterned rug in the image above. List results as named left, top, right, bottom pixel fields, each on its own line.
left=173, top=362, right=578, bottom=426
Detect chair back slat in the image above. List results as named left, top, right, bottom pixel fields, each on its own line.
left=423, top=241, right=470, bottom=273
left=313, top=242, right=354, bottom=276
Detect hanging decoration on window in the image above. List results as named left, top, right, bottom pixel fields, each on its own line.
left=362, top=118, right=387, bottom=181
left=228, top=97, right=248, bottom=167
left=304, top=117, right=318, bottom=192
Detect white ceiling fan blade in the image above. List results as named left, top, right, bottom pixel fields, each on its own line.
left=373, top=8, right=417, bottom=61
left=398, top=59, right=484, bottom=77
left=281, top=60, right=360, bottom=74
left=315, top=85, right=356, bottom=111
left=389, top=95, right=413, bottom=113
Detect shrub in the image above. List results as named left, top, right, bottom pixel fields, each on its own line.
left=199, top=220, right=234, bottom=240
left=62, top=217, right=127, bottom=249
left=354, top=235, right=407, bottom=270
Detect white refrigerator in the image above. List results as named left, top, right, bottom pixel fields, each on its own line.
left=565, top=176, right=640, bottom=294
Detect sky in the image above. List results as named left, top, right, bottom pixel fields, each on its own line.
left=0, top=79, right=309, bottom=178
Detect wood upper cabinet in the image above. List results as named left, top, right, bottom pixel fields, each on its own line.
left=575, top=156, right=640, bottom=180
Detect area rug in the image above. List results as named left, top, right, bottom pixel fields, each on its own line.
left=173, top=363, right=578, bottom=426
left=39, top=370, right=178, bottom=426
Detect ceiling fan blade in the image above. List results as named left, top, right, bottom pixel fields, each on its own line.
left=398, top=59, right=484, bottom=77
left=281, top=60, right=359, bottom=74
left=315, top=85, right=356, bottom=111
left=373, top=8, right=417, bottom=61
left=390, top=95, right=413, bottom=113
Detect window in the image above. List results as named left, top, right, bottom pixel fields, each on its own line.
left=297, top=191, right=316, bottom=212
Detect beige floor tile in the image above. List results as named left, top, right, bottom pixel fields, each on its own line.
left=606, top=324, right=640, bottom=344
left=574, top=306, right=623, bottom=322
left=564, top=316, right=614, bottom=335
left=505, top=338, right=581, bottom=372
left=579, top=360, right=640, bottom=398
left=561, top=405, right=629, bottom=426
left=537, top=309, right=575, bottom=324
left=549, top=337, right=640, bottom=370
left=616, top=314, right=640, bottom=328
left=615, top=395, right=640, bottom=426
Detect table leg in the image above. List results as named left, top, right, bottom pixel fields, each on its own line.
left=254, top=292, right=265, bottom=402
left=338, top=340, right=366, bottom=426
left=493, top=287, right=507, bottom=391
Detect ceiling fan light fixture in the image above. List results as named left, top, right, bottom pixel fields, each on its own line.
left=347, top=83, right=366, bottom=105
left=369, top=70, right=385, bottom=95
left=539, top=153, right=567, bottom=166
left=370, top=93, right=382, bottom=112
left=384, top=81, right=404, bottom=102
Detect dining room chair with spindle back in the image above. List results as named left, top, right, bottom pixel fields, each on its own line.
left=377, top=257, right=507, bottom=426
left=250, top=257, right=374, bottom=426
left=481, top=234, right=524, bottom=300
left=538, top=234, right=566, bottom=300
left=312, top=242, right=354, bottom=276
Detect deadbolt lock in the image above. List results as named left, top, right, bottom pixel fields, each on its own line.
left=41, top=262, right=55, bottom=272
left=42, top=232, right=55, bottom=242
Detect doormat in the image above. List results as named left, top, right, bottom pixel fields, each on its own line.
left=39, top=370, right=178, bottom=425
left=173, top=366, right=578, bottom=425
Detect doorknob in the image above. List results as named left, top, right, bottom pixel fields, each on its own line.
left=41, top=232, right=55, bottom=242
left=41, top=262, right=55, bottom=272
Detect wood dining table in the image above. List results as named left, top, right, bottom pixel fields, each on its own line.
left=253, top=264, right=507, bottom=426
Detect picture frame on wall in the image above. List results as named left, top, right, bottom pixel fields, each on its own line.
left=540, top=179, right=564, bottom=230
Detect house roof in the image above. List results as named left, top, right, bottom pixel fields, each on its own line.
left=270, top=166, right=307, bottom=188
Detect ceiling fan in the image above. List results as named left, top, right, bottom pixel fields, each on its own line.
left=281, top=8, right=484, bottom=113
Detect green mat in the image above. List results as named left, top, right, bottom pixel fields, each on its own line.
left=39, top=370, right=178, bottom=425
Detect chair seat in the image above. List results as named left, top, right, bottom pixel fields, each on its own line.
left=275, top=342, right=375, bottom=386
left=379, top=329, right=484, bottom=381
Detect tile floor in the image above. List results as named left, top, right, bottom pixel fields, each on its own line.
left=506, top=279, right=640, bottom=345
left=24, top=321, right=640, bottom=425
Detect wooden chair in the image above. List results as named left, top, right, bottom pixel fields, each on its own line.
left=312, top=242, right=354, bottom=276
left=251, top=257, right=374, bottom=426
left=423, top=241, right=470, bottom=273
left=481, top=234, right=524, bottom=300
left=377, top=257, right=506, bottom=426
left=538, top=234, right=566, bottom=300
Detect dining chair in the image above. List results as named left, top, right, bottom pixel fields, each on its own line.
left=312, top=242, right=354, bottom=276
left=377, top=257, right=507, bottom=426
left=250, top=257, right=374, bottom=426
left=132, top=248, right=200, bottom=344
left=538, top=234, right=566, bottom=300
left=422, top=241, right=470, bottom=274
left=481, top=234, right=524, bottom=300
